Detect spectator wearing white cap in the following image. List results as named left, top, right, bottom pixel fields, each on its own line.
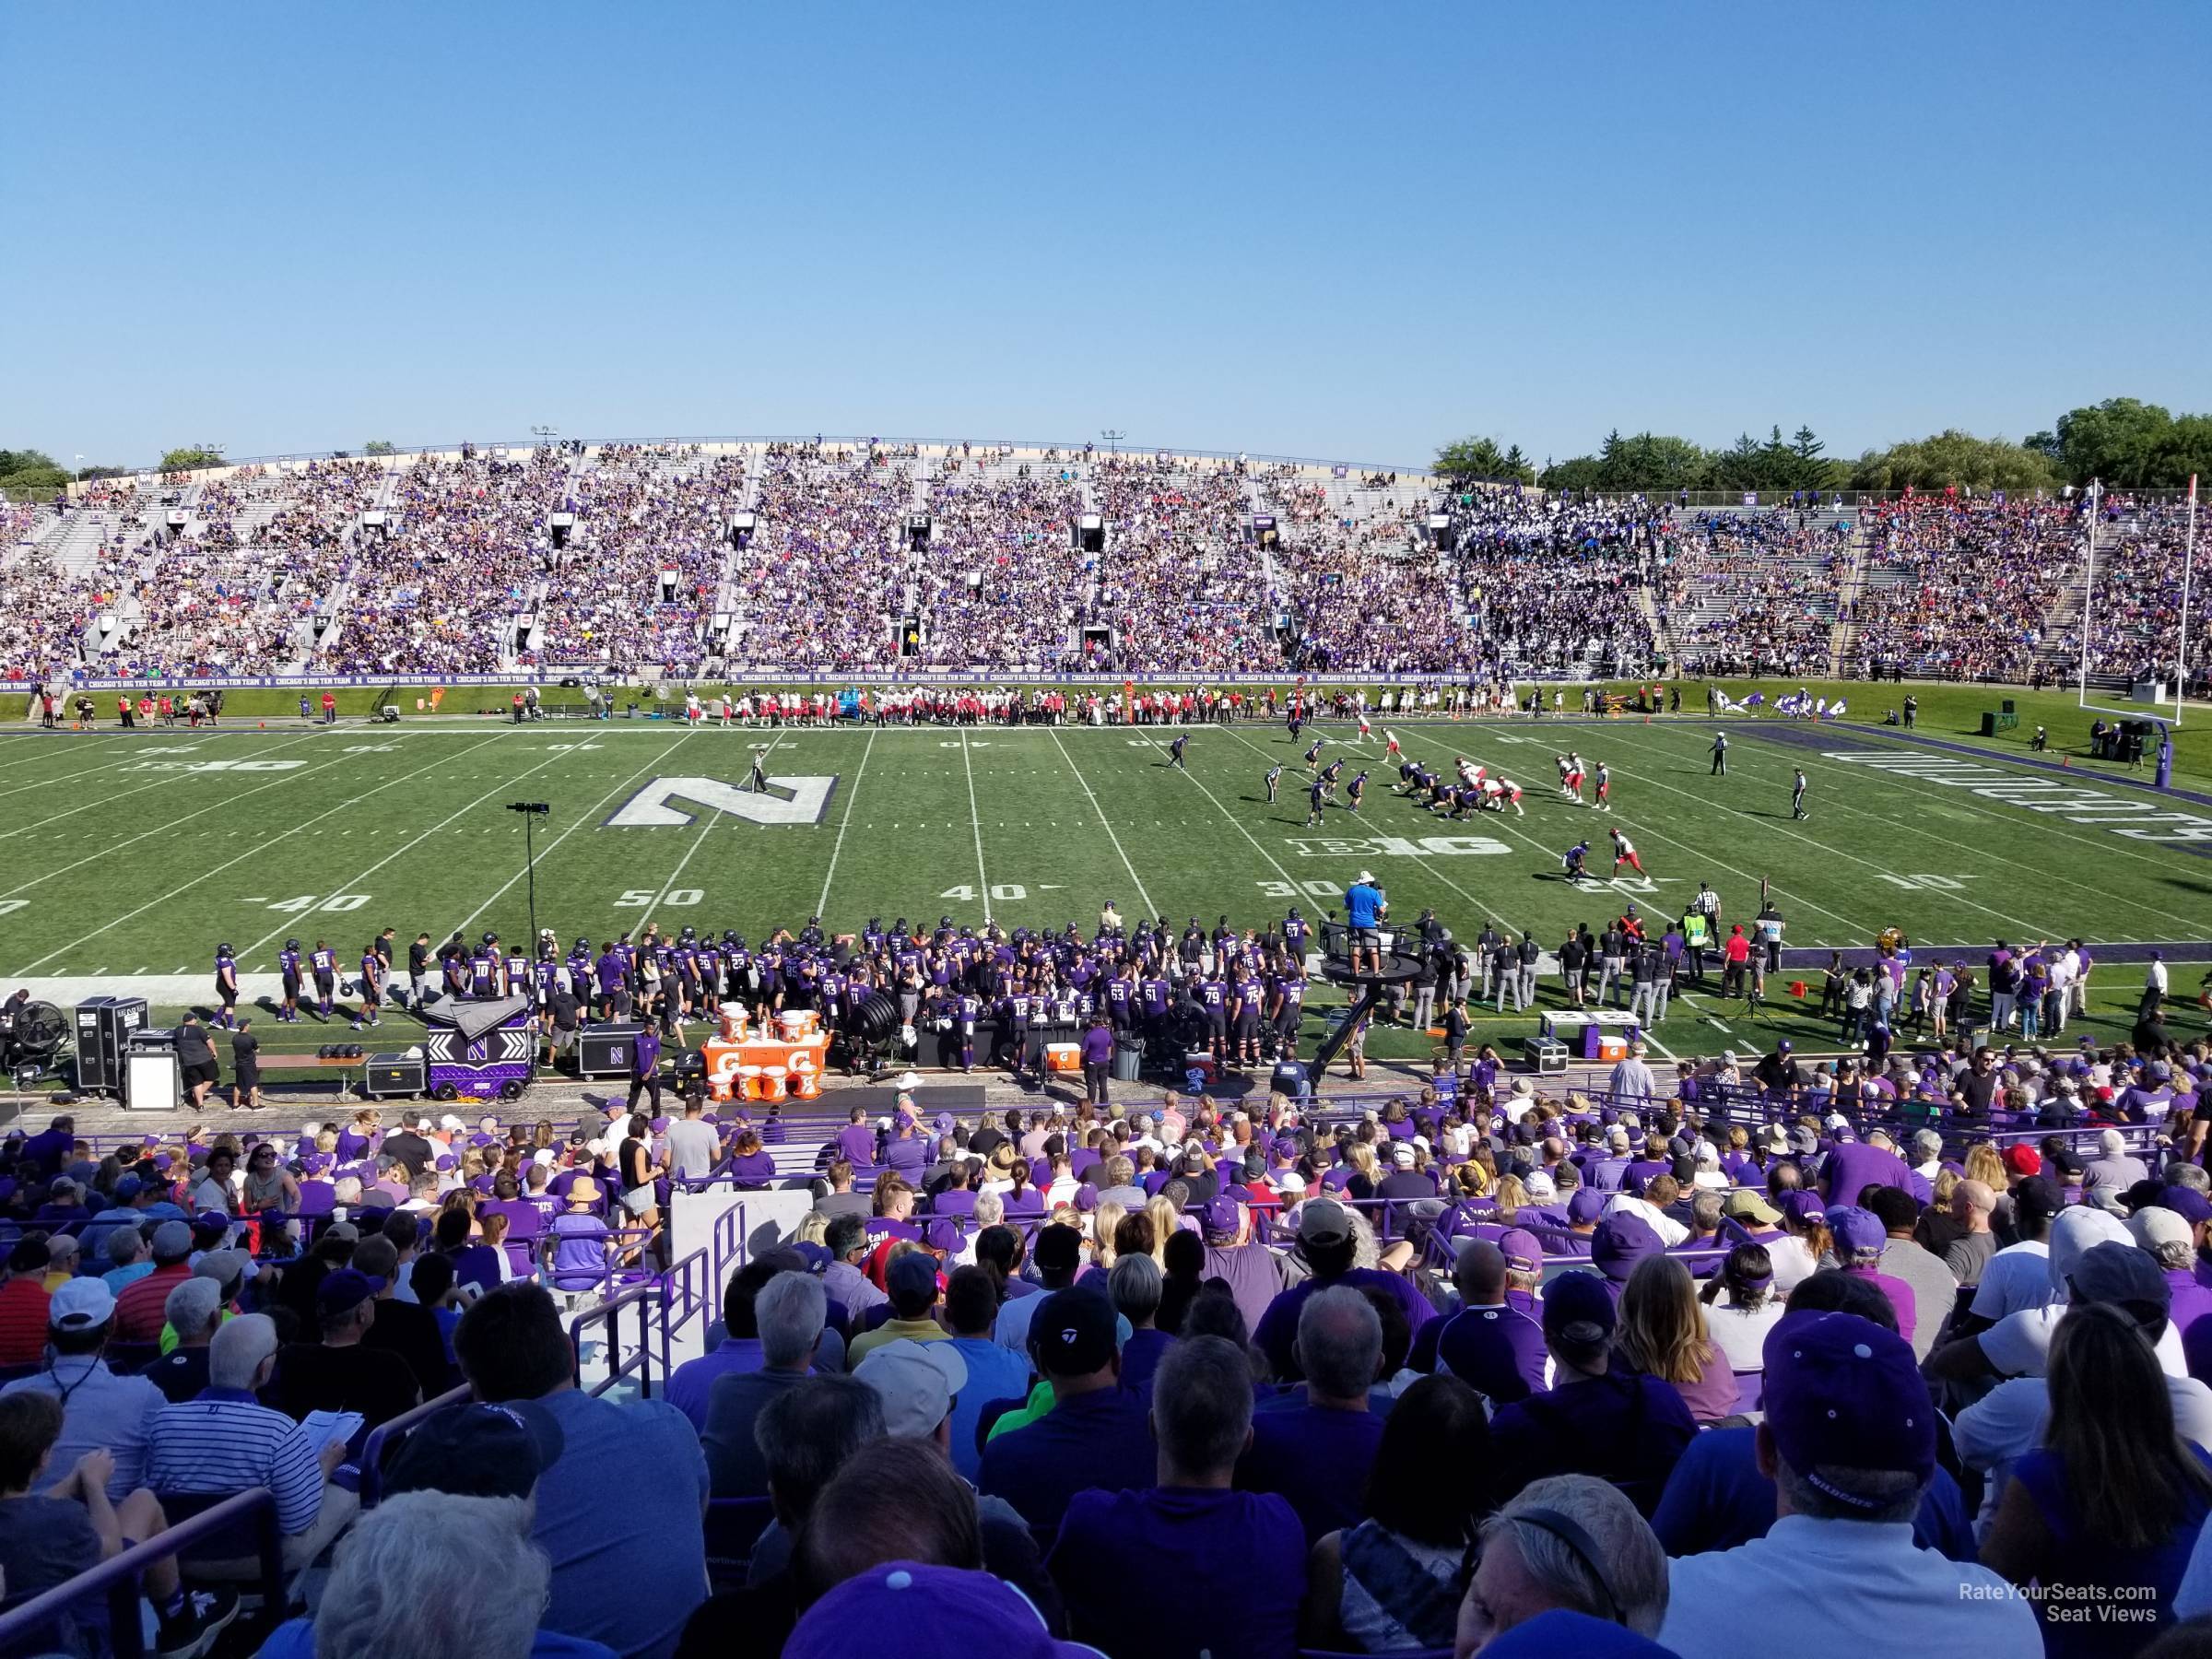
left=1658, top=1312, right=2036, bottom=1657
left=0, top=1277, right=167, bottom=1501
left=1954, top=1241, right=2212, bottom=1538
left=1982, top=1300, right=2212, bottom=1655
left=847, top=1338, right=1064, bottom=1630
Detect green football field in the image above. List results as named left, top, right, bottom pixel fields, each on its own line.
left=3, top=704, right=2209, bottom=1066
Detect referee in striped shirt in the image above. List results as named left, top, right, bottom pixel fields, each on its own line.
left=142, top=1314, right=359, bottom=1570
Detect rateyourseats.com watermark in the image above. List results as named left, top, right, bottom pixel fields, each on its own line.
left=1962, top=1582, right=2162, bottom=1625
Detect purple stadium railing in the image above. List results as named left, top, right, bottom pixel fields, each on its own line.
left=0, top=1487, right=280, bottom=1659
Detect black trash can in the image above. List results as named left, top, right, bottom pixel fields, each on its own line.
left=1112, top=1039, right=1145, bottom=1083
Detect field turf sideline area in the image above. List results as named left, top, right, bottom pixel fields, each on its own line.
left=4, top=699, right=2209, bottom=1067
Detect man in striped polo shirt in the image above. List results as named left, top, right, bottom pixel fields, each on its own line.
left=143, top=1313, right=358, bottom=1573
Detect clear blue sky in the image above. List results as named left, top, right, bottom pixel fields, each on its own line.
left=5, top=1, right=2206, bottom=471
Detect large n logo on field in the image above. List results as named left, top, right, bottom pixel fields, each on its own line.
left=606, top=776, right=837, bottom=829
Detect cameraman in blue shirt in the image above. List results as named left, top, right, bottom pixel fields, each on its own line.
left=1344, top=871, right=1387, bottom=978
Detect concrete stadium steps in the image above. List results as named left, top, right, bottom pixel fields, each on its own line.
left=46, top=511, right=121, bottom=577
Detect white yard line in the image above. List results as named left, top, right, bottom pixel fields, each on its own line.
left=1617, top=724, right=2210, bottom=935
left=14, top=735, right=511, bottom=976
left=239, top=742, right=591, bottom=959
left=1048, top=726, right=1157, bottom=916
left=0, top=734, right=170, bottom=802
left=0, top=733, right=424, bottom=905
left=0, top=729, right=328, bottom=841
left=451, top=734, right=701, bottom=935
left=639, top=731, right=751, bottom=932
left=959, top=730, right=993, bottom=922
left=816, top=728, right=877, bottom=917
left=1595, top=735, right=2068, bottom=940
left=1160, top=734, right=1304, bottom=889
left=1211, top=721, right=1515, bottom=927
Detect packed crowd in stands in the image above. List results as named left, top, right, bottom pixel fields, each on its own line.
left=17, top=446, right=2210, bottom=698
left=1851, top=496, right=2086, bottom=683
left=919, top=472, right=1091, bottom=671
left=1657, top=511, right=1847, bottom=678
left=727, top=444, right=912, bottom=673
left=323, top=445, right=734, bottom=678
left=1253, top=476, right=1469, bottom=678
left=1439, top=490, right=1661, bottom=680
left=117, top=470, right=371, bottom=677
left=11, top=992, right=2212, bottom=1654
left=2055, top=492, right=2210, bottom=689
left=0, top=546, right=122, bottom=684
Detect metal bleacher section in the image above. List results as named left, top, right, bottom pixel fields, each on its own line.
left=25, top=438, right=1436, bottom=684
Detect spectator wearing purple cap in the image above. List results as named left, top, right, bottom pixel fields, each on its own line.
left=1237, top=1288, right=1388, bottom=1547
left=785, top=1562, right=1089, bottom=1659
left=1983, top=1300, right=2212, bottom=1657
left=1053, top=1335, right=1305, bottom=1659
left=1825, top=1206, right=1918, bottom=1347
left=1653, top=1271, right=1977, bottom=1563
left=1658, top=1311, right=2035, bottom=1657
left=1488, top=1272, right=1695, bottom=1517
left=1406, top=1237, right=1547, bottom=1406
left=1199, top=1193, right=1291, bottom=1336
left=1588, top=1213, right=1665, bottom=1304
left=977, top=1287, right=1153, bottom=1535
left=454, top=1284, right=708, bottom=1659
left=1560, top=1187, right=1605, bottom=1251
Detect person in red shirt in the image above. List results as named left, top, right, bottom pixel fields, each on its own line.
left=0, top=1238, right=54, bottom=1365
left=319, top=691, right=337, bottom=725
left=112, top=1221, right=196, bottom=1345
left=1722, top=924, right=1754, bottom=998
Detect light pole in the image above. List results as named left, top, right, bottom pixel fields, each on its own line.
left=1100, top=429, right=1125, bottom=458
left=506, top=802, right=552, bottom=947
left=531, top=425, right=559, bottom=452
